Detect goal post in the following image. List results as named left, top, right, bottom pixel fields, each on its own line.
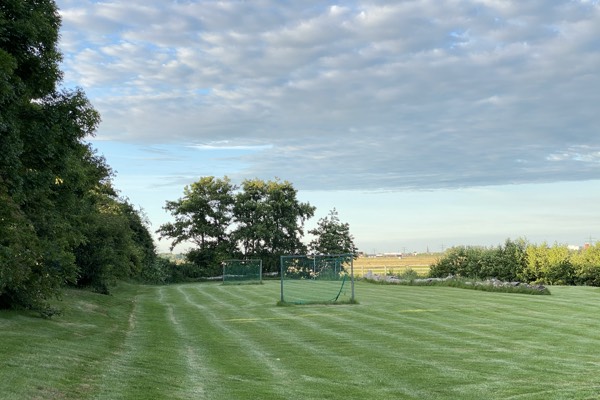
left=222, top=259, right=263, bottom=285
left=279, top=254, right=355, bottom=304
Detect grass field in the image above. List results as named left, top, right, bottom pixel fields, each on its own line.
left=353, top=254, right=439, bottom=276
left=2, top=281, right=600, bottom=399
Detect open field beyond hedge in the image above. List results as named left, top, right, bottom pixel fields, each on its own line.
left=2, top=281, right=600, bottom=399
left=353, top=254, right=439, bottom=276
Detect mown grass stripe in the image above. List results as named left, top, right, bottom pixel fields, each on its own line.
left=173, top=284, right=293, bottom=399
left=202, top=288, right=406, bottom=398
left=2, top=281, right=600, bottom=399
left=94, top=287, right=201, bottom=400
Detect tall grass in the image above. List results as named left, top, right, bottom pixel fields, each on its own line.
left=2, top=282, right=600, bottom=399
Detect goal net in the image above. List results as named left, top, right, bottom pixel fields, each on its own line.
left=222, top=259, right=263, bottom=285
left=279, top=254, right=355, bottom=304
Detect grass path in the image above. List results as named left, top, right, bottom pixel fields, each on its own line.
left=2, top=282, right=600, bottom=399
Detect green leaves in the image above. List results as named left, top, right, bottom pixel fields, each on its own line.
left=308, top=208, right=357, bottom=257
left=429, top=239, right=528, bottom=281
left=0, top=1, right=155, bottom=310
left=159, top=176, right=235, bottom=250
left=159, top=177, right=316, bottom=273
left=430, top=239, right=600, bottom=287
left=0, top=0, right=62, bottom=98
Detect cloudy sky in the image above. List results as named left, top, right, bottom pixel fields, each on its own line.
left=55, top=0, right=600, bottom=253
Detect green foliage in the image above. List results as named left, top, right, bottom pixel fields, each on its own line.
left=157, top=176, right=235, bottom=275
left=73, top=186, right=157, bottom=293
left=139, top=257, right=204, bottom=284
left=523, top=242, right=575, bottom=285
left=0, top=186, right=46, bottom=309
left=429, top=246, right=487, bottom=278
left=160, top=176, right=316, bottom=274
left=429, top=239, right=528, bottom=282
left=139, top=258, right=172, bottom=285
left=184, top=247, right=225, bottom=278
left=431, top=239, right=600, bottom=287
left=308, top=208, right=357, bottom=258
left=0, top=1, right=157, bottom=309
left=0, top=1, right=83, bottom=310
left=0, top=0, right=62, bottom=98
left=571, top=243, right=600, bottom=286
left=232, top=178, right=315, bottom=271
left=158, top=176, right=235, bottom=250
left=395, top=267, right=420, bottom=281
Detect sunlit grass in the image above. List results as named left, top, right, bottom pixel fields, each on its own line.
left=2, top=282, right=600, bottom=399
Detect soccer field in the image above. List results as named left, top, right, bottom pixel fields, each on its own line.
left=2, top=281, right=600, bottom=399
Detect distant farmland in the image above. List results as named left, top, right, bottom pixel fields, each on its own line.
left=353, top=254, right=440, bottom=276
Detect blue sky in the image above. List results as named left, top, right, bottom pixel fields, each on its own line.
left=55, top=0, right=600, bottom=253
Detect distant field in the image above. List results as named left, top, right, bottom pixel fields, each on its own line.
left=2, top=281, right=600, bottom=399
left=353, top=254, right=440, bottom=276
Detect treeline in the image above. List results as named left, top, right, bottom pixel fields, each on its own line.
left=0, top=1, right=156, bottom=312
left=156, top=177, right=357, bottom=277
left=0, top=1, right=358, bottom=312
left=430, top=239, right=600, bottom=286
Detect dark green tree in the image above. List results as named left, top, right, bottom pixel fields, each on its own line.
left=74, top=185, right=157, bottom=293
left=158, top=176, right=236, bottom=275
left=233, top=178, right=315, bottom=271
left=0, top=0, right=82, bottom=310
left=0, top=0, right=157, bottom=310
left=308, top=208, right=357, bottom=258
left=232, top=178, right=272, bottom=257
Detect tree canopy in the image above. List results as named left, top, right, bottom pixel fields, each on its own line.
left=0, top=0, right=156, bottom=312
left=159, top=177, right=319, bottom=273
left=308, top=208, right=357, bottom=258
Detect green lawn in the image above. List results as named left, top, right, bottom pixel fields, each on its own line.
left=1, top=281, right=600, bottom=399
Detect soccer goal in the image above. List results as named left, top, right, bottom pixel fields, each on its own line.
left=222, top=259, right=263, bottom=285
left=279, top=254, right=355, bottom=304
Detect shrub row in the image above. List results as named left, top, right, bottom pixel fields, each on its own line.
left=428, top=239, right=600, bottom=286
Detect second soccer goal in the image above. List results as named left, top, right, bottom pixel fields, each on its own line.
left=222, top=259, right=263, bottom=285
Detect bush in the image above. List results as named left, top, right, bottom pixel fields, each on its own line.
left=571, top=243, right=600, bottom=286
left=429, top=239, right=527, bottom=282
left=140, top=258, right=171, bottom=284
left=395, top=268, right=419, bottom=281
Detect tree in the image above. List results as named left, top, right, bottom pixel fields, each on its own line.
left=231, top=178, right=269, bottom=256
left=0, top=0, right=156, bottom=310
left=157, top=176, right=236, bottom=275
left=74, top=185, right=157, bottom=293
left=571, top=243, right=600, bottom=286
left=308, top=208, right=357, bottom=258
left=523, top=242, right=575, bottom=285
left=0, top=0, right=82, bottom=310
left=232, top=178, right=315, bottom=271
left=159, top=177, right=316, bottom=275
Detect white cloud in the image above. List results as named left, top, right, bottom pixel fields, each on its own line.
left=55, top=0, right=600, bottom=191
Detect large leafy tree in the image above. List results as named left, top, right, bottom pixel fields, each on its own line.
left=308, top=208, right=357, bottom=258
left=75, top=185, right=156, bottom=293
left=158, top=176, right=236, bottom=275
left=232, top=178, right=315, bottom=271
left=231, top=179, right=269, bottom=256
left=159, top=177, right=316, bottom=274
left=0, top=0, right=78, bottom=309
left=0, top=0, right=156, bottom=310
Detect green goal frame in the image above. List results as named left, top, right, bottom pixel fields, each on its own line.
left=222, top=259, right=263, bottom=285
left=279, top=254, right=355, bottom=304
